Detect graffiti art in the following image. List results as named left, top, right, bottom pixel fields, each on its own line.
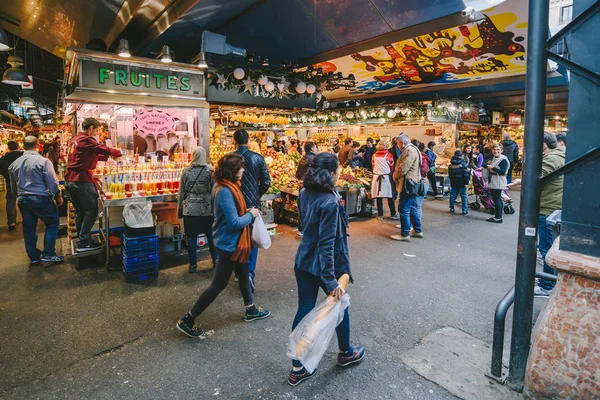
left=318, top=0, right=528, bottom=100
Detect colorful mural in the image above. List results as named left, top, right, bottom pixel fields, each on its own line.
left=319, top=0, right=528, bottom=100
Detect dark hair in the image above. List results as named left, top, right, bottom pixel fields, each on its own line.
left=352, top=141, right=360, bottom=148
left=7, top=140, right=19, bottom=151
left=463, top=144, right=473, bottom=152
left=290, top=139, right=297, bottom=145
left=23, top=135, right=39, bottom=150
left=427, top=141, right=435, bottom=149
left=82, top=118, right=100, bottom=131
left=366, top=137, right=374, bottom=144
left=344, top=138, right=353, bottom=145
left=543, top=132, right=558, bottom=149
left=233, top=129, right=249, bottom=145
left=304, top=141, right=316, bottom=153
left=411, top=139, right=421, bottom=148
left=303, top=153, right=339, bottom=192
left=556, top=133, right=567, bottom=145
left=454, top=150, right=463, bottom=157
left=213, top=153, right=245, bottom=183
left=475, top=144, right=484, bottom=153
left=418, top=142, right=425, bottom=152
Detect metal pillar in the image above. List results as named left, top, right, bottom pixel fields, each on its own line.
left=506, top=0, right=549, bottom=391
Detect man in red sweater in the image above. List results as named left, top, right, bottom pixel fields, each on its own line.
left=65, top=118, right=122, bottom=252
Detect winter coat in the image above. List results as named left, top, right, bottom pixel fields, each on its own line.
left=448, top=156, right=471, bottom=188
left=296, top=151, right=316, bottom=180
left=234, top=146, right=271, bottom=208
left=540, top=147, right=565, bottom=215
left=420, top=152, right=430, bottom=177
left=486, top=155, right=509, bottom=190
left=211, top=185, right=254, bottom=253
left=392, top=144, right=421, bottom=194
left=295, top=189, right=351, bottom=293
left=501, top=139, right=519, bottom=163
left=338, top=144, right=354, bottom=167
left=0, top=150, right=24, bottom=183
left=360, top=145, right=376, bottom=171
left=178, top=165, right=213, bottom=217
left=472, top=153, right=484, bottom=168
left=425, top=149, right=437, bottom=169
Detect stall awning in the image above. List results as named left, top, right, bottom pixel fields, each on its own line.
left=64, top=91, right=209, bottom=109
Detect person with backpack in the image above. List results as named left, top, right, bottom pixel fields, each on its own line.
left=448, top=150, right=471, bottom=215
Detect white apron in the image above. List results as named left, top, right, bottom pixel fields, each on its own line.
left=371, top=154, right=393, bottom=198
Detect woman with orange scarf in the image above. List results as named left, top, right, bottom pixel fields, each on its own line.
left=177, top=153, right=271, bottom=338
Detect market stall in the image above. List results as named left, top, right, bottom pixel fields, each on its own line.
left=61, top=48, right=209, bottom=268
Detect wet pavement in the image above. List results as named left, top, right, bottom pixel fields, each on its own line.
left=0, top=192, right=545, bottom=399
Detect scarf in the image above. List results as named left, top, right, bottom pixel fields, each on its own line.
left=216, top=179, right=252, bottom=263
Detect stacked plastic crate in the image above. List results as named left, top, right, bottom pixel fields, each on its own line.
left=121, top=234, right=159, bottom=282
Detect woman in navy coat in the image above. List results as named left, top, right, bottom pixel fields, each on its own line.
left=288, top=153, right=365, bottom=386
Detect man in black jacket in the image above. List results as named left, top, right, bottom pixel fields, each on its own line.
left=233, top=129, right=271, bottom=288
left=0, top=141, right=24, bottom=230
left=359, top=138, right=376, bottom=171
left=501, top=133, right=519, bottom=184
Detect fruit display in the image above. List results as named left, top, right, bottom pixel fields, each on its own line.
left=263, top=149, right=301, bottom=193
left=209, top=144, right=236, bottom=166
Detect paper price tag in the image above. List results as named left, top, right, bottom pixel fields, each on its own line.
left=525, top=227, right=536, bottom=236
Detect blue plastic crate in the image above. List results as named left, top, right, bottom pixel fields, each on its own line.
left=122, top=253, right=159, bottom=282
left=122, top=234, right=159, bottom=258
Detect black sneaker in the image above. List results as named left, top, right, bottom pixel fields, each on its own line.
left=288, top=367, right=316, bottom=386
left=449, top=208, right=455, bottom=213
left=30, top=258, right=41, bottom=266
left=176, top=318, right=204, bottom=338
left=463, top=211, right=469, bottom=216
left=77, top=242, right=102, bottom=253
left=245, top=306, right=271, bottom=322
left=41, top=255, right=64, bottom=265
left=188, top=264, right=197, bottom=273
left=8, top=224, right=16, bottom=231
left=486, top=218, right=503, bottom=223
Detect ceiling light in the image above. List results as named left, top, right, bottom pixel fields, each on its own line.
left=262, top=58, right=269, bottom=67
left=19, top=97, right=36, bottom=108
left=117, top=39, right=131, bottom=58
left=159, top=45, right=172, bottom=63
left=2, top=56, right=29, bottom=85
left=0, top=28, right=10, bottom=51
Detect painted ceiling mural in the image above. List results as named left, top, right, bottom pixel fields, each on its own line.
left=319, top=0, right=529, bottom=100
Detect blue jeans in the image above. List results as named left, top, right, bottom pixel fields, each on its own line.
left=248, top=247, right=258, bottom=280
left=291, top=269, right=350, bottom=367
left=450, top=187, right=469, bottom=213
left=17, top=196, right=59, bottom=261
left=538, top=214, right=556, bottom=290
left=416, top=184, right=429, bottom=220
left=398, top=194, right=421, bottom=237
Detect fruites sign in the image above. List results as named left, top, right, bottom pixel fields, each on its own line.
left=80, top=60, right=205, bottom=98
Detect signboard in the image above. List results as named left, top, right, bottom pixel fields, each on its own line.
left=461, top=107, right=480, bottom=123
left=134, top=108, right=174, bottom=136
left=492, top=111, right=504, bottom=125
left=459, top=123, right=482, bottom=131
left=479, top=114, right=493, bottom=125
left=508, top=113, right=522, bottom=126
left=80, top=59, right=205, bottom=99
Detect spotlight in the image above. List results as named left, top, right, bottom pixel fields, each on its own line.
left=158, top=45, right=172, bottom=63
left=117, top=39, right=131, bottom=58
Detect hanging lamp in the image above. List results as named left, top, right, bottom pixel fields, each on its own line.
left=116, top=39, right=131, bottom=58
left=18, top=97, right=36, bottom=108
left=2, top=56, right=29, bottom=85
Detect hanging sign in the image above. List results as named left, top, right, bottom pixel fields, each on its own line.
left=508, top=113, right=522, bottom=126
left=79, top=59, right=205, bottom=99
left=461, top=107, right=479, bottom=123
left=134, top=108, right=174, bottom=136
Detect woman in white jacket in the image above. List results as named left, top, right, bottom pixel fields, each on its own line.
left=483, top=143, right=510, bottom=223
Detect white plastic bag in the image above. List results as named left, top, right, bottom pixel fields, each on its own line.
left=286, top=293, right=350, bottom=373
left=122, top=201, right=154, bottom=228
left=251, top=214, right=271, bottom=249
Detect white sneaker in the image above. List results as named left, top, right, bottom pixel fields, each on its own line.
left=410, top=229, right=424, bottom=238
left=534, top=286, right=552, bottom=298
left=391, top=214, right=400, bottom=220
left=435, top=194, right=444, bottom=199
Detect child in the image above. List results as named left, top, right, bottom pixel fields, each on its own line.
left=448, top=150, right=471, bottom=215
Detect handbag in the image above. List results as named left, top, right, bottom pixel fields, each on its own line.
left=402, top=146, right=425, bottom=197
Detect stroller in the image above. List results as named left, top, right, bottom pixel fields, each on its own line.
left=469, top=169, right=515, bottom=215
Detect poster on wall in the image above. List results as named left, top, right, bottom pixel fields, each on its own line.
left=316, top=0, right=528, bottom=100
left=134, top=108, right=174, bottom=136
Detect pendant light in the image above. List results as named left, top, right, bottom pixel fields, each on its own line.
left=0, top=28, right=10, bottom=51
left=192, top=52, right=208, bottom=69
left=2, top=56, right=29, bottom=85
left=18, top=97, right=36, bottom=108
left=116, top=39, right=131, bottom=58
left=158, top=45, right=172, bottom=63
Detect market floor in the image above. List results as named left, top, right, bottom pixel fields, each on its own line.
left=0, top=192, right=547, bottom=400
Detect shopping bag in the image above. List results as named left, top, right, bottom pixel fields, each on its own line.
left=286, top=275, right=350, bottom=373
left=251, top=214, right=271, bottom=249
left=122, top=201, right=154, bottom=228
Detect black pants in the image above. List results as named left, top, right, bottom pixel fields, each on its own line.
left=376, top=197, right=396, bottom=217
left=66, top=182, right=98, bottom=246
left=189, top=249, right=253, bottom=318
left=183, top=216, right=218, bottom=265
left=491, top=189, right=503, bottom=219
left=426, top=170, right=438, bottom=196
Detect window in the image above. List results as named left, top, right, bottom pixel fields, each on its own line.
left=560, top=5, right=573, bottom=23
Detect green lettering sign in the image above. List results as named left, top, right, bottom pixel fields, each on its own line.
left=145, top=73, right=150, bottom=88
left=130, top=71, right=143, bottom=87
left=167, top=75, right=177, bottom=90
left=180, top=77, right=191, bottom=91
left=99, top=68, right=110, bottom=84
left=153, top=73, right=164, bottom=89
left=115, top=69, right=127, bottom=85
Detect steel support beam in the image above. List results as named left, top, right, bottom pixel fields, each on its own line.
left=506, top=0, right=549, bottom=391
left=547, top=0, right=600, bottom=48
